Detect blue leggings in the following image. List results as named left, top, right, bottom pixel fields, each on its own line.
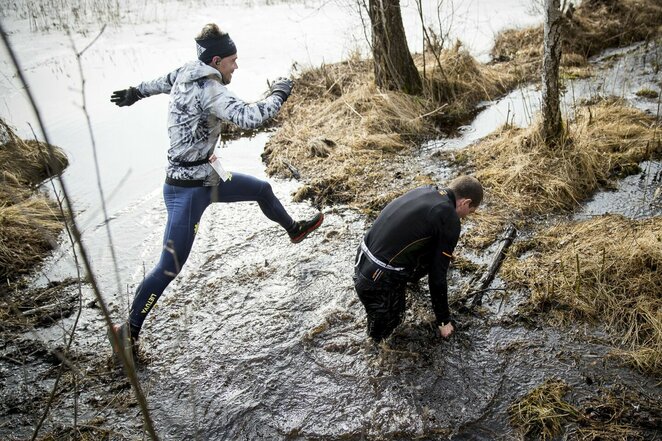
left=128, top=173, right=295, bottom=337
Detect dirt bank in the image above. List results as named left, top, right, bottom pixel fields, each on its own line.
left=0, top=119, right=68, bottom=284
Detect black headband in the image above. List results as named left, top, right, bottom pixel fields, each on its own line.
left=196, top=34, right=237, bottom=64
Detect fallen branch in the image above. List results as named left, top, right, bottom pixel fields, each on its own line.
left=471, top=223, right=517, bottom=307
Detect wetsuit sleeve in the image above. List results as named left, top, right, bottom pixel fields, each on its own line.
left=136, top=67, right=182, bottom=97
left=428, top=218, right=460, bottom=325
left=207, top=86, right=284, bottom=130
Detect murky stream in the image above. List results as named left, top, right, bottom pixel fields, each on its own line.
left=1, top=1, right=661, bottom=440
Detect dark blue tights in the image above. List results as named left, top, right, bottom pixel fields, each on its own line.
left=128, top=173, right=295, bottom=337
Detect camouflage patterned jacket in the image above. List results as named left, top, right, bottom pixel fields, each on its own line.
left=137, top=60, right=284, bottom=185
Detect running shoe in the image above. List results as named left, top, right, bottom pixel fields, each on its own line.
left=288, top=212, right=324, bottom=243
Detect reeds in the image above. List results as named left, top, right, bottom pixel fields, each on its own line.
left=6, top=0, right=121, bottom=32
left=0, top=119, right=68, bottom=280
left=502, top=215, right=662, bottom=375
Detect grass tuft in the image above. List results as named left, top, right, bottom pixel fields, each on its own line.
left=510, top=380, right=662, bottom=440
left=0, top=119, right=68, bottom=281
left=508, top=379, right=579, bottom=440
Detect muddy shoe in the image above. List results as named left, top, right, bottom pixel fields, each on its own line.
left=107, top=322, right=138, bottom=371
left=288, top=212, right=324, bottom=243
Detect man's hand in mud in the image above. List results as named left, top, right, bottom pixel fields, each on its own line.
left=438, top=322, right=455, bottom=338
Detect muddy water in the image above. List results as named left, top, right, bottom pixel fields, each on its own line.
left=2, top=2, right=662, bottom=440
left=23, top=203, right=657, bottom=440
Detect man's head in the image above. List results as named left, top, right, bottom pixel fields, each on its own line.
left=195, top=23, right=238, bottom=85
left=448, top=175, right=483, bottom=219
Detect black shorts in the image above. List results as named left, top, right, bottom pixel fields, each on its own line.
left=353, top=249, right=408, bottom=341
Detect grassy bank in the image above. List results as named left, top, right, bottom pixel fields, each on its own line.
left=492, top=0, right=662, bottom=81
left=447, top=98, right=661, bottom=375
left=263, top=46, right=517, bottom=214
left=263, top=0, right=661, bottom=213
left=0, top=119, right=68, bottom=282
left=503, top=216, right=662, bottom=376
left=455, top=98, right=661, bottom=246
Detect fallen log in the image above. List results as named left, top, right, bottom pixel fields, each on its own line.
left=470, top=223, right=517, bottom=307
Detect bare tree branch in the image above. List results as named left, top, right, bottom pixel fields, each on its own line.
left=0, top=18, right=159, bottom=441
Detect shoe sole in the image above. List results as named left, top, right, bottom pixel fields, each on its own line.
left=290, top=213, right=324, bottom=243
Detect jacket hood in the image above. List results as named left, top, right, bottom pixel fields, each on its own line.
left=179, top=60, right=223, bottom=83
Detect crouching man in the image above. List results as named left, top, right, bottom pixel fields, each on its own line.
left=353, top=176, right=483, bottom=342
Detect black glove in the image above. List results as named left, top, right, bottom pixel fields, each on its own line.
left=110, top=87, right=144, bottom=107
left=269, top=77, right=294, bottom=103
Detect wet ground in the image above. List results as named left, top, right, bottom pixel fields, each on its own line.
left=4, top=203, right=660, bottom=439
left=2, top=4, right=662, bottom=440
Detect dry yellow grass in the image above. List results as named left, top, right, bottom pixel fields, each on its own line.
left=509, top=379, right=660, bottom=439
left=0, top=193, right=63, bottom=279
left=457, top=99, right=660, bottom=247
left=0, top=120, right=68, bottom=187
left=509, top=379, right=580, bottom=440
left=451, top=99, right=661, bottom=375
left=264, top=46, right=515, bottom=212
left=473, top=99, right=659, bottom=215
left=502, top=215, right=662, bottom=375
left=0, top=119, right=68, bottom=280
left=415, top=41, right=519, bottom=121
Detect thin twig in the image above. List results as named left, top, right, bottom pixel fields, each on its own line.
left=22, top=123, right=86, bottom=439
left=0, top=18, right=159, bottom=441
left=68, top=26, right=125, bottom=307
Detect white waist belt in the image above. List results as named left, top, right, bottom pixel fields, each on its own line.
left=360, top=241, right=405, bottom=272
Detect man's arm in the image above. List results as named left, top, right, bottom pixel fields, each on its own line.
left=208, top=78, right=293, bottom=130
left=428, top=220, right=460, bottom=338
left=136, top=67, right=182, bottom=97
left=110, top=67, right=182, bottom=107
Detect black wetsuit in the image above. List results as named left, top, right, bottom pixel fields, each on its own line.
left=353, top=186, right=460, bottom=341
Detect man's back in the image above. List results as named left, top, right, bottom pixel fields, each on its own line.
left=364, top=186, right=461, bottom=271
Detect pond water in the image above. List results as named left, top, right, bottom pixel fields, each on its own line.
left=1, top=1, right=661, bottom=440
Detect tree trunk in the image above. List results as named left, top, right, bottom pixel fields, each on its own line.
left=541, top=0, right=563, bottom=144
left=368, top=0, right=422, bottom=95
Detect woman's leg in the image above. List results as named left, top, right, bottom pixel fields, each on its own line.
left=210, top=172, right=296, bottom=231
left=128, top=185, right=210, bottom=339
